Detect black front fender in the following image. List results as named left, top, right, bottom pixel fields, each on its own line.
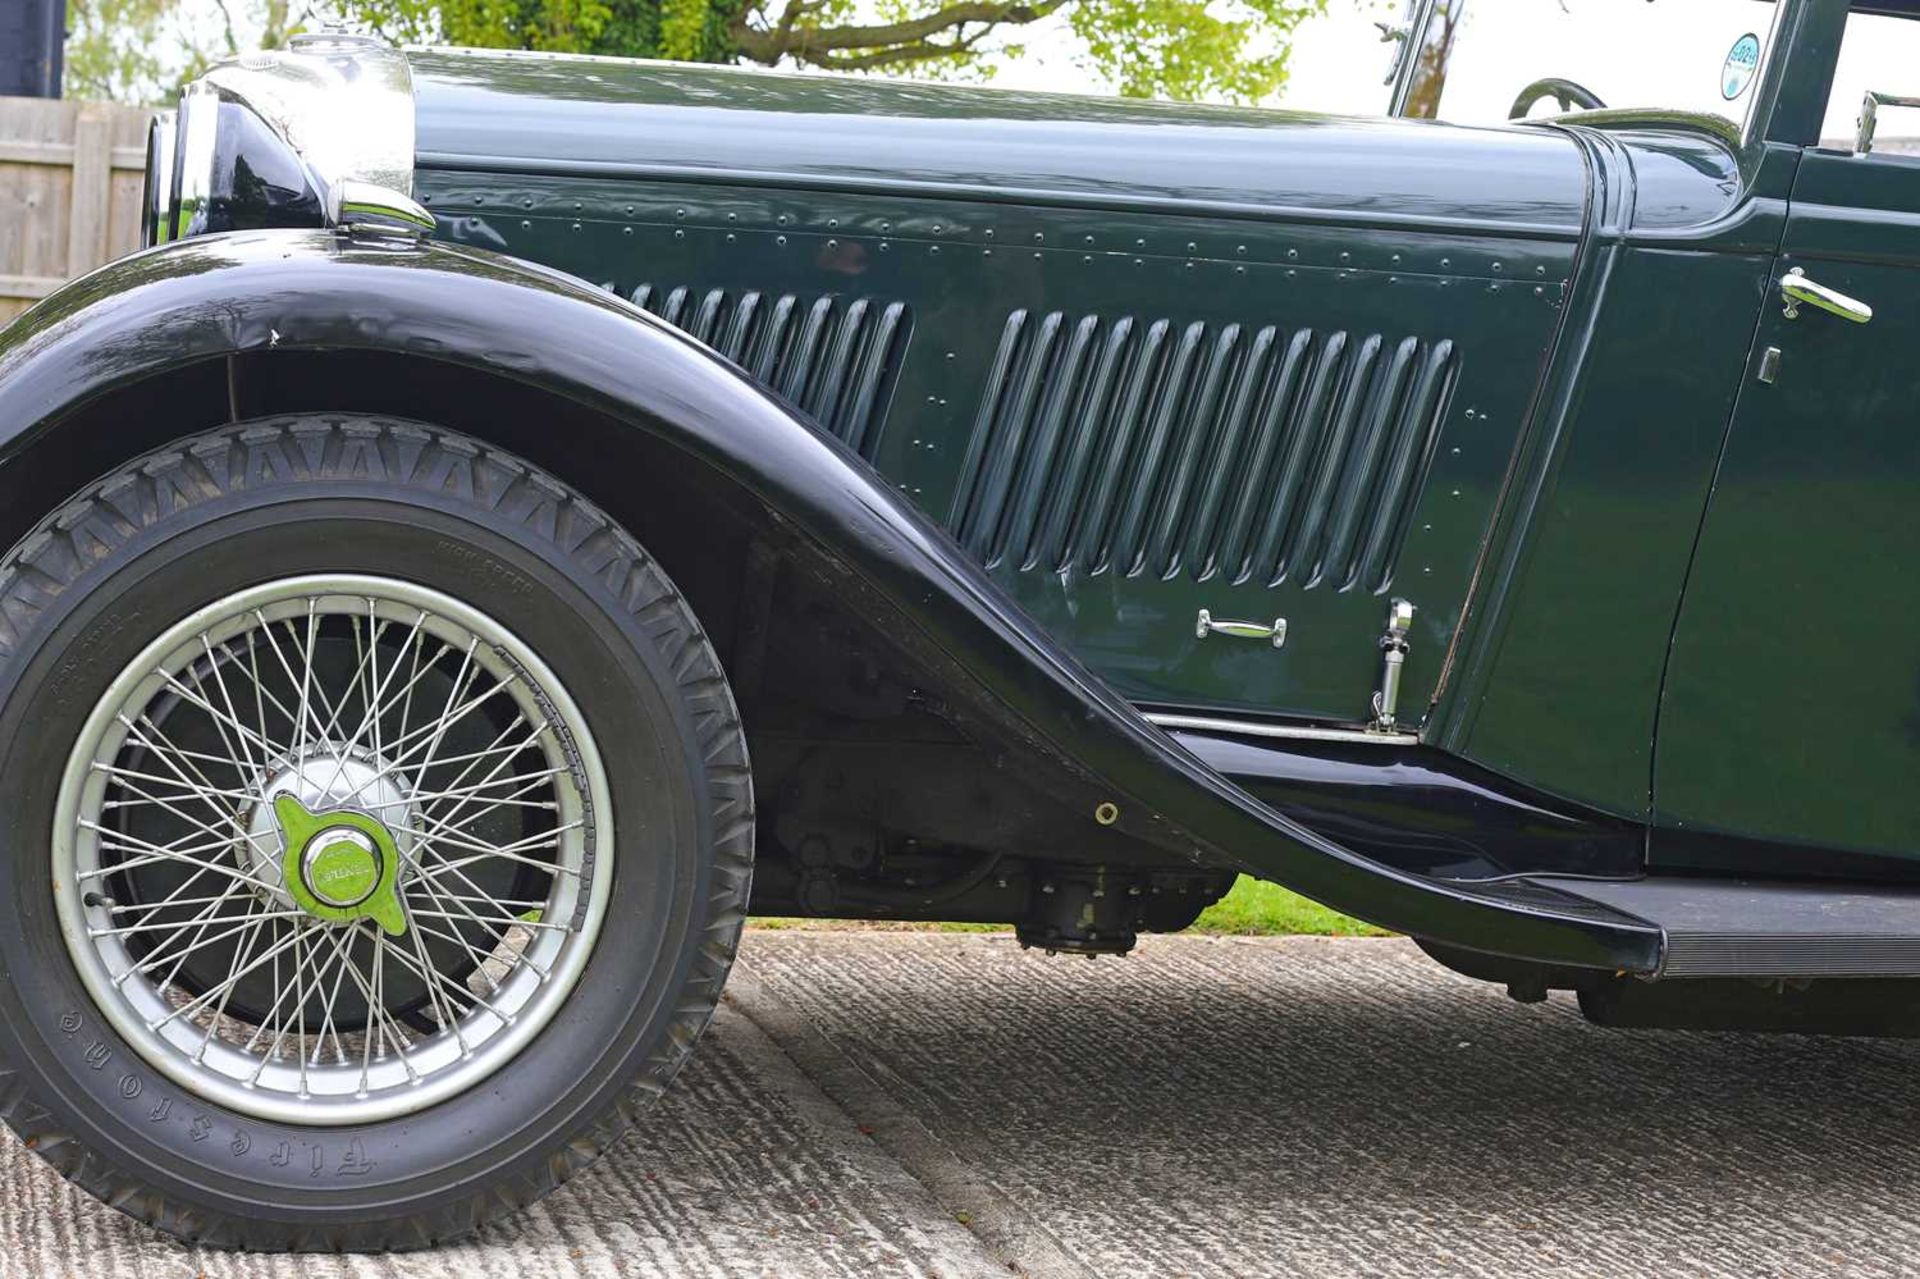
left=0, top=229, right=1661, bottom=972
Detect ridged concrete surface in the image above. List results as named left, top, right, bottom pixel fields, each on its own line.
left=7, top=933, right=1920, bottom=1277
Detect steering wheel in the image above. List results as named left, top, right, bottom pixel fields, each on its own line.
left=1508, top=77, right=1607, bottom=119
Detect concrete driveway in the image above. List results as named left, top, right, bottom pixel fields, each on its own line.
left=6, top=932, right=1918, bottom=1278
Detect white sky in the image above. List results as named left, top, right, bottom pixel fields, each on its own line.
left=983, top=0, right=1920, bottom=143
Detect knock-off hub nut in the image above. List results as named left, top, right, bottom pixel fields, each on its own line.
left=273, top=794, right=409, bottom=936
left=301, top=827, right=381, bottom=907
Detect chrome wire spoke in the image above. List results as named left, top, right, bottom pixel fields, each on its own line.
left=102, top=729, right=278, bottom=777
left=110, top=875, right=251, bottom=980
left=328, top=698, right=535, bottom=818
left=387, top=744, right=560, bottom=785
left=407, top=751, right=556, bottom=856
left=425, top=891, right=551, bottom=913
left=372, top=929, right=513, bottom=1023
left=139, top=907, right=259, bottom=1002
left=191, top=633, right=275, bottom=806
left=405, top=817, right=580, bottom=865
left=113, top=712, right=263, bottom=836
left=91, top=757, right=255, bottom=802
left=405, top=907, right=571, bottom=933
left=287, top=652, right=520, bottom=821
left=408, top=781, right=562, bottom=809
left=58, top=575, right=607, bottom=1125
left=251, top=607, right=333, bottom=758
left=376, top=664, right=521, bottom=781
left=409, top=713, right=543, bottom=817
left=108, top=890, right=261, bottom=914
left=310, top=604, right=420, bottom=800
left=395, top=899, right=469, bottom=1048
left=82, top=821, right=280, bottom=893
left=151, top=670, right=288, bottom=769
left=400, top=843, right=551, bottom=943
left=407, top=916, right=526, bottom=989
left=279, top=612, right=371, bottom=783
left=305, top=927, right=361, bottom=1067
left=413, top=835, right=579, bottom=880
left=86, top=771, right=248, bottom=851
left=149, top=921, right=314, bottom=1033
left=89, top=908, right=306, bottom=939
left=194, top=905, right=276, bottom=1065
left=242, top=923, right=320, bottom=1062
left=86, top=818, right=268, bottom=864
left=316, top=927, right=425, bottom=1085
left=404, top=870, right=553, bottom=981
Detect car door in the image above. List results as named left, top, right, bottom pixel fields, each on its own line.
left=1654, top=18, right=1920, bottom=869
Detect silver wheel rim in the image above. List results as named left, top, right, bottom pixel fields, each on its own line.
left=53, top=574, right=611, bottom=1125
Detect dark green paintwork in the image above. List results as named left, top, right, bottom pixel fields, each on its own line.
left=415, top=164, right=1572, bottom=723
left=414, top=52, right=1584, bottom=726
left=406, top=0, right=1917, bottom=868
left=1441, top=244, right=1781, bottom=815
left=1656, top=143, right=1920, bottom=861
left=410, top=51, right=1590, bottom=233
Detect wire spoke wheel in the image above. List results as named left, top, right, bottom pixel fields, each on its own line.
left=53, top=574, right=611, bottom=1124
left=0, top=418, right=750, bottom=1250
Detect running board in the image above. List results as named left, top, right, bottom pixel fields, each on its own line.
left=1527, top=876, right=1920, bottom=979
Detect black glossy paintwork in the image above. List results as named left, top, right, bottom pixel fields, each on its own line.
left=0, top=230, right=1662, bottom=970
left=1173, top=729, right=1643, bottom=883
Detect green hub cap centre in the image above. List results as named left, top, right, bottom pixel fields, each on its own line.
left=273, top=794, right=408, bottom=936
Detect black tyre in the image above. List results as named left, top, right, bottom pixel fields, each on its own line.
left=0, top=416, right=753, bottom=1249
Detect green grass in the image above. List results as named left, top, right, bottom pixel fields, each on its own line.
left=750, top=875, right=1387, bottom=938
left=1188, top=875, right=1388, bottom=937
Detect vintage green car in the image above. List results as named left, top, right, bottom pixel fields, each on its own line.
left=0, top=0, right=1915, bottom=1250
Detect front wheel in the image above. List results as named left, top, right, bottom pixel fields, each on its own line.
left=0, top=416, right=752, bottom=1249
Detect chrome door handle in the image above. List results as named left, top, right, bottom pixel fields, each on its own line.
left=1196, top=609, right=1287, bottom=648
left=1781, top=267, right=1873, bottom=324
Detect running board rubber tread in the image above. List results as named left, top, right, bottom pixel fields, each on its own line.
left=1527, top=877, right=1920, bottom=978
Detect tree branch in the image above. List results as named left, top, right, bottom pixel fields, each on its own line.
left=730, top=0, right=1069, bottom=67
left=812, top=22, right=1004, bottom=71
left=212, top=0, right=241, bottom=56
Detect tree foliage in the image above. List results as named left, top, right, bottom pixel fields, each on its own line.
left=65, top=0, right=197, bottom=102
left=352, top=0, right=1327, bottom=100
left=67, top=0, right=1330, bottom=106
left=67, top=0, right=309, bottom=101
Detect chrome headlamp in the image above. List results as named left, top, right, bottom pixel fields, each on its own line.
left=142, top=32, right=431, bottom=248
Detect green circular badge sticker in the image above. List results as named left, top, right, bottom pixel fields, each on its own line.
left=1723, top=33, right=1761, bottom=101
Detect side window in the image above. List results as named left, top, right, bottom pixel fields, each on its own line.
left=1824, top=9, right=1920, bottom=155
left=1401, top=0, right=1780, bottom=128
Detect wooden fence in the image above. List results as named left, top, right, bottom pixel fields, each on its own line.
left=0, top=96, right=153, bottom=327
